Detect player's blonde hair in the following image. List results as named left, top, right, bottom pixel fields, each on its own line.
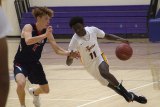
left=32, top=7, right=54, bottom=18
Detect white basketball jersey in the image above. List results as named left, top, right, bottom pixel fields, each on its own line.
left=68, top=26, right=105, bottom=67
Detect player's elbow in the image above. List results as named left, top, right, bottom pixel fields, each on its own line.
left=25, top=39, right=32, bottom=45
left=25, top=40, right=31, bottom=45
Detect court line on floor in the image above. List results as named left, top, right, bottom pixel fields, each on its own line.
left=8, top=82, right=155, bottom=103
left=77, top=82, right=155, bottom=107
left=8, top=98, right=93, bottom=102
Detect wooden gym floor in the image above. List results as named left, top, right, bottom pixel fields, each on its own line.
left=6, top=38, right=160, bottom=107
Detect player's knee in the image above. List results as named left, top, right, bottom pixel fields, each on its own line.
left=15, top=73, right=26, bottom=90
left=17, top=81, right=25, bottom=90
left=100, top=68, right=109, bottom=75
left=100, top=71, right=111, bottom=80
left=99, top=61, right=109, bottom=75
left=42, top=87, right=49, bottom=93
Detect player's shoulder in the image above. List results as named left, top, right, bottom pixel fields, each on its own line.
left=85, top=26, right=100, bottom=34
left=72, top=33, right=79, bottom=39
left=22, top=24, right=33, bottom=31
left=85, top=26, right=99, bottom=32
left=86, top=26, right=98, bottom=29
left=23, top=24, right=32, bottom=28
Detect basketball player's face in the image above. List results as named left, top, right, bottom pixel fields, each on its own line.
left=37, top=15, right=51, bottom=28
left=72, top=23, right=86, bottom=37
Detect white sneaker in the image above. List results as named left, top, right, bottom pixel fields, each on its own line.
left=28, top=88, right=40, bottom=107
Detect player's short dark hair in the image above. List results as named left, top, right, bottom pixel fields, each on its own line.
left=69, top=16, right=84, bottom=28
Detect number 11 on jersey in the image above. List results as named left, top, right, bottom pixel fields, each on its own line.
left=89, top=51, right=97, bottom=59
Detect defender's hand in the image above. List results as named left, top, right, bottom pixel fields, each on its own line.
left=46, top=26, right=53, bottom=37
left=69, top=51, right=80, bottom=59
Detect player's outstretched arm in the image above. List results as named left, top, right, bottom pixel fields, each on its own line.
left=105, top=34, right=129, bottom=43
left=47, top=34, right=70, bottom=56
left=22, top=24, right=48, bottom=45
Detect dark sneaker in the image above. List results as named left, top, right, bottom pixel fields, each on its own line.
left=129, top=92, right=147, bottom=104
left=122, top=92, right=133, bottom=102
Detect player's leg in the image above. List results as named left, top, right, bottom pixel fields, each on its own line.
left=28, top=61, right=49, bottom=95
left=98, top=61, right=132, bottom=102
left=16, top=74, right=26, bottom=106
left=99, top=61, right=147, bottom=103
left=28, top=61, right=49, bottom=107
left=99, top=61, right=119, bottom=86
left=108, top=83, right=147, bottom=103
left=14, top=64, right=27, bottom=106
left=28, top=84, right=49, bottom=107
left=87, top=57, right=133, bottom=102
left=35, top=84, right=49, bottom=95
left=29, top=84, right=49, bottom=96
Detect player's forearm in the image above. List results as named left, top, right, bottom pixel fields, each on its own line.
left=66, top=56, right=73, bottom=66
left=56, top=49, right=70, bottom=56
left=54, top=47, right=70, bottom=56
left=25, top=34, right=47, bottom=45
left=105, top=34, right=126, bottom=41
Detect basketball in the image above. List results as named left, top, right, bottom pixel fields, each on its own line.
left=115, top=43, right=133, bottom=60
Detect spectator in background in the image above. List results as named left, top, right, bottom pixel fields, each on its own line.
left=0, top=0, right=12, bottom=107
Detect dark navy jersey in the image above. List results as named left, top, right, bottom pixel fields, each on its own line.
left=14, top=24, right=47, bottom=63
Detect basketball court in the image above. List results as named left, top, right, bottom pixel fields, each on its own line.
left=6, top=38, right=160, bottom=107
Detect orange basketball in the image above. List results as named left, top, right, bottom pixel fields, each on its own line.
left=115, top=43, right=133, bottom=60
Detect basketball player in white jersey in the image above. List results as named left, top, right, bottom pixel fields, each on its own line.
left=0, top=1, right=12, bottom=106
left=66, top=16, right=147, bottom=104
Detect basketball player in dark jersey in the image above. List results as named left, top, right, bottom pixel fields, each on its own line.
left=13, top=7, right=79, bottom=107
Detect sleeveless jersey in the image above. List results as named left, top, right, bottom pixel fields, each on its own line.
left=14, top=24, right=47, bottom=62
left=68, top=26, right=105, bottom=67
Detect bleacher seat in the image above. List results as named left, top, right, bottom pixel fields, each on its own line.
left=148, top=9, right=160, bottom=42
left=149, top=18, right=160, bottom=42
left=20, top=5, right=149, bottom=35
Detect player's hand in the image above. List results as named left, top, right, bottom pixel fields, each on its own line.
left=46, top=26, right=53, bottom=37
left=120, top=39, right=130, bottom=44
left=69, top=50, right=80, bottom=59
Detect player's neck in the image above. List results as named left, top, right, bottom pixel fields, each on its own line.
left=81, top=30, right=87, bottom=37
left=35, top=23, right=44, bottom=32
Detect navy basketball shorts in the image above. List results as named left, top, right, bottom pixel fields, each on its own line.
left=13, top=61, right=48, bottom=85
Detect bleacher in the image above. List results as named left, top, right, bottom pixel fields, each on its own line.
left=15, top=0, right=149, bottom=38
left=148, top=9, right=160, bottom=42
